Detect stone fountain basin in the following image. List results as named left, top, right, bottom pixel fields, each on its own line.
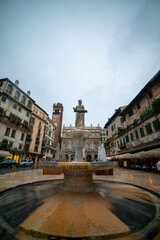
left=40, top=161, right=115, bottom=171
left=40, top=161, right=116, bottom=192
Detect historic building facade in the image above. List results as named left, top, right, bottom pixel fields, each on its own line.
left=0, top=78, right=33, bottom=162
left=0, top=78, right=57, bottom=164
left=25, top=102, right=49, bottom=165
left=62, top=124, right=101, bottom=161
left=104, top=70, right=160, bottom=156
left=42, top=117, right=56, bottom=161
left=52, top=103, right=63, bottom=148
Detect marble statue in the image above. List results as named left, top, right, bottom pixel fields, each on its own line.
left=73, top=100, right=87, bottom=129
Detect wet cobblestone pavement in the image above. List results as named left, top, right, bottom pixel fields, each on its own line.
left=0, top=166, right=159, bottom=194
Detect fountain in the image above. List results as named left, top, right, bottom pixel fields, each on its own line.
left=40, top=99, right=115, bottom=192
left=0, top=100, right=160, bottom=240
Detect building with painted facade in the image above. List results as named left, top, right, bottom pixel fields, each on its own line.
left=0, top=78, right=33, bottom=162
left=104, top=70, right=160, bottom=157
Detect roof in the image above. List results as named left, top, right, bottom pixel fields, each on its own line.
left=0, top=78, right=49, bottom=116
left=0, top=78, right=35, bottom=102
left=104, top=106, right=126, bottom=128
left=120, top=70, right=160, bottom=115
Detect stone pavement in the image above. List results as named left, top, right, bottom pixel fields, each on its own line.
left=0, top=166, right=159, bottom=194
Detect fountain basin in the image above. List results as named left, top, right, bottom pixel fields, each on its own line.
left=40, top=161, right=116, bottom=191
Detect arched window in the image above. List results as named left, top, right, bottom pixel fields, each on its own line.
left=14, top=90, right=20, bottom=99
left=21, top=95, right=26, bottom=104
left=6, top=84, right=13, bottom=94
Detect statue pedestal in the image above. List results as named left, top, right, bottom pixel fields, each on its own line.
left=73, top=137, right=85, bottom=162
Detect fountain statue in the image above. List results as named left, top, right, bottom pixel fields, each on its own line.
left=73, top=99, right=87, bottom=129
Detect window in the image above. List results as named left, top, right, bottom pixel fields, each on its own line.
left=26, top=111, right=29, bottom=117
left=18, top=107, right=22, bottom=112
left=149, top=90, right=153, bottom=99
left=153, top=119, right=160, bottom=131
left=137, top=103, right=140, bottom=110
left=30, top=117, right=35, bottom=124
left=34, top=146, right=38, bottom=152
left=49, top=131, right=51, bottom=137
left=120, top=117, right=123, bottom=124
left=130, top=132, right=134, bottom=141
left=1, top=96, right=6, bottom=102
left=14, top=91, right=20, bottom=99
left=128, top=109, right=133, bottom=117
left=13, top=104, right=17, bottom=109
left=0, top=108, right=4, bottom=115
left=140, top=128, right=145, bottom=137
left=11, top=129, right=16, bottom=138
left=21, top=133, right=24, bottom=141
left=145, top=123, right=153, bottom=135
left=135, top=130, right=139, bottom=139
left=5, top=128, right=10, bottom=136
left=6, top=84, right=13, bottom=94
left=21, top=95, right=26, bottom=104
left=125, top=135, right=129, bottom=143
left=106, top=130, right=108, bottom=136
left=27, top=100, right=32, bottom=108
left=19, top=144, right=22, bottom=150
left=36, top=138, right=40, bottom=144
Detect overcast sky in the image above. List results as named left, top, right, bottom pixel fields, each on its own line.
left=0, top=0, right=160, bottom=127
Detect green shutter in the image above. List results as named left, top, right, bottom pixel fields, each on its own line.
left=135, top=130, right=139, bottom=139
left=125, top=135, right=129, bottom=143
left=130, top=132, right=134, bottom=141
left=145, top=123, right=153, bottom=135
left=140, top=128, right=145, bottom=137
left=153, top=119, right=160, bottom=131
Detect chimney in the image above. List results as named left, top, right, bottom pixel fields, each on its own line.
left=27, top=90, right=31, bottom=96
left=15, top=80, right=19, bottom=86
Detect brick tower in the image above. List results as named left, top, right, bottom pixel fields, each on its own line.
left=52, top=103, right=63, bottom=148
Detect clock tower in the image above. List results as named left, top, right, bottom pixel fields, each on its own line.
left=52, top=103, right=63, bottom=148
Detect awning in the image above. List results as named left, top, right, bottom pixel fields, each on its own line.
left=0, top=150, right=11, bottom=157
left=114, top=148, right=160, bottom=160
